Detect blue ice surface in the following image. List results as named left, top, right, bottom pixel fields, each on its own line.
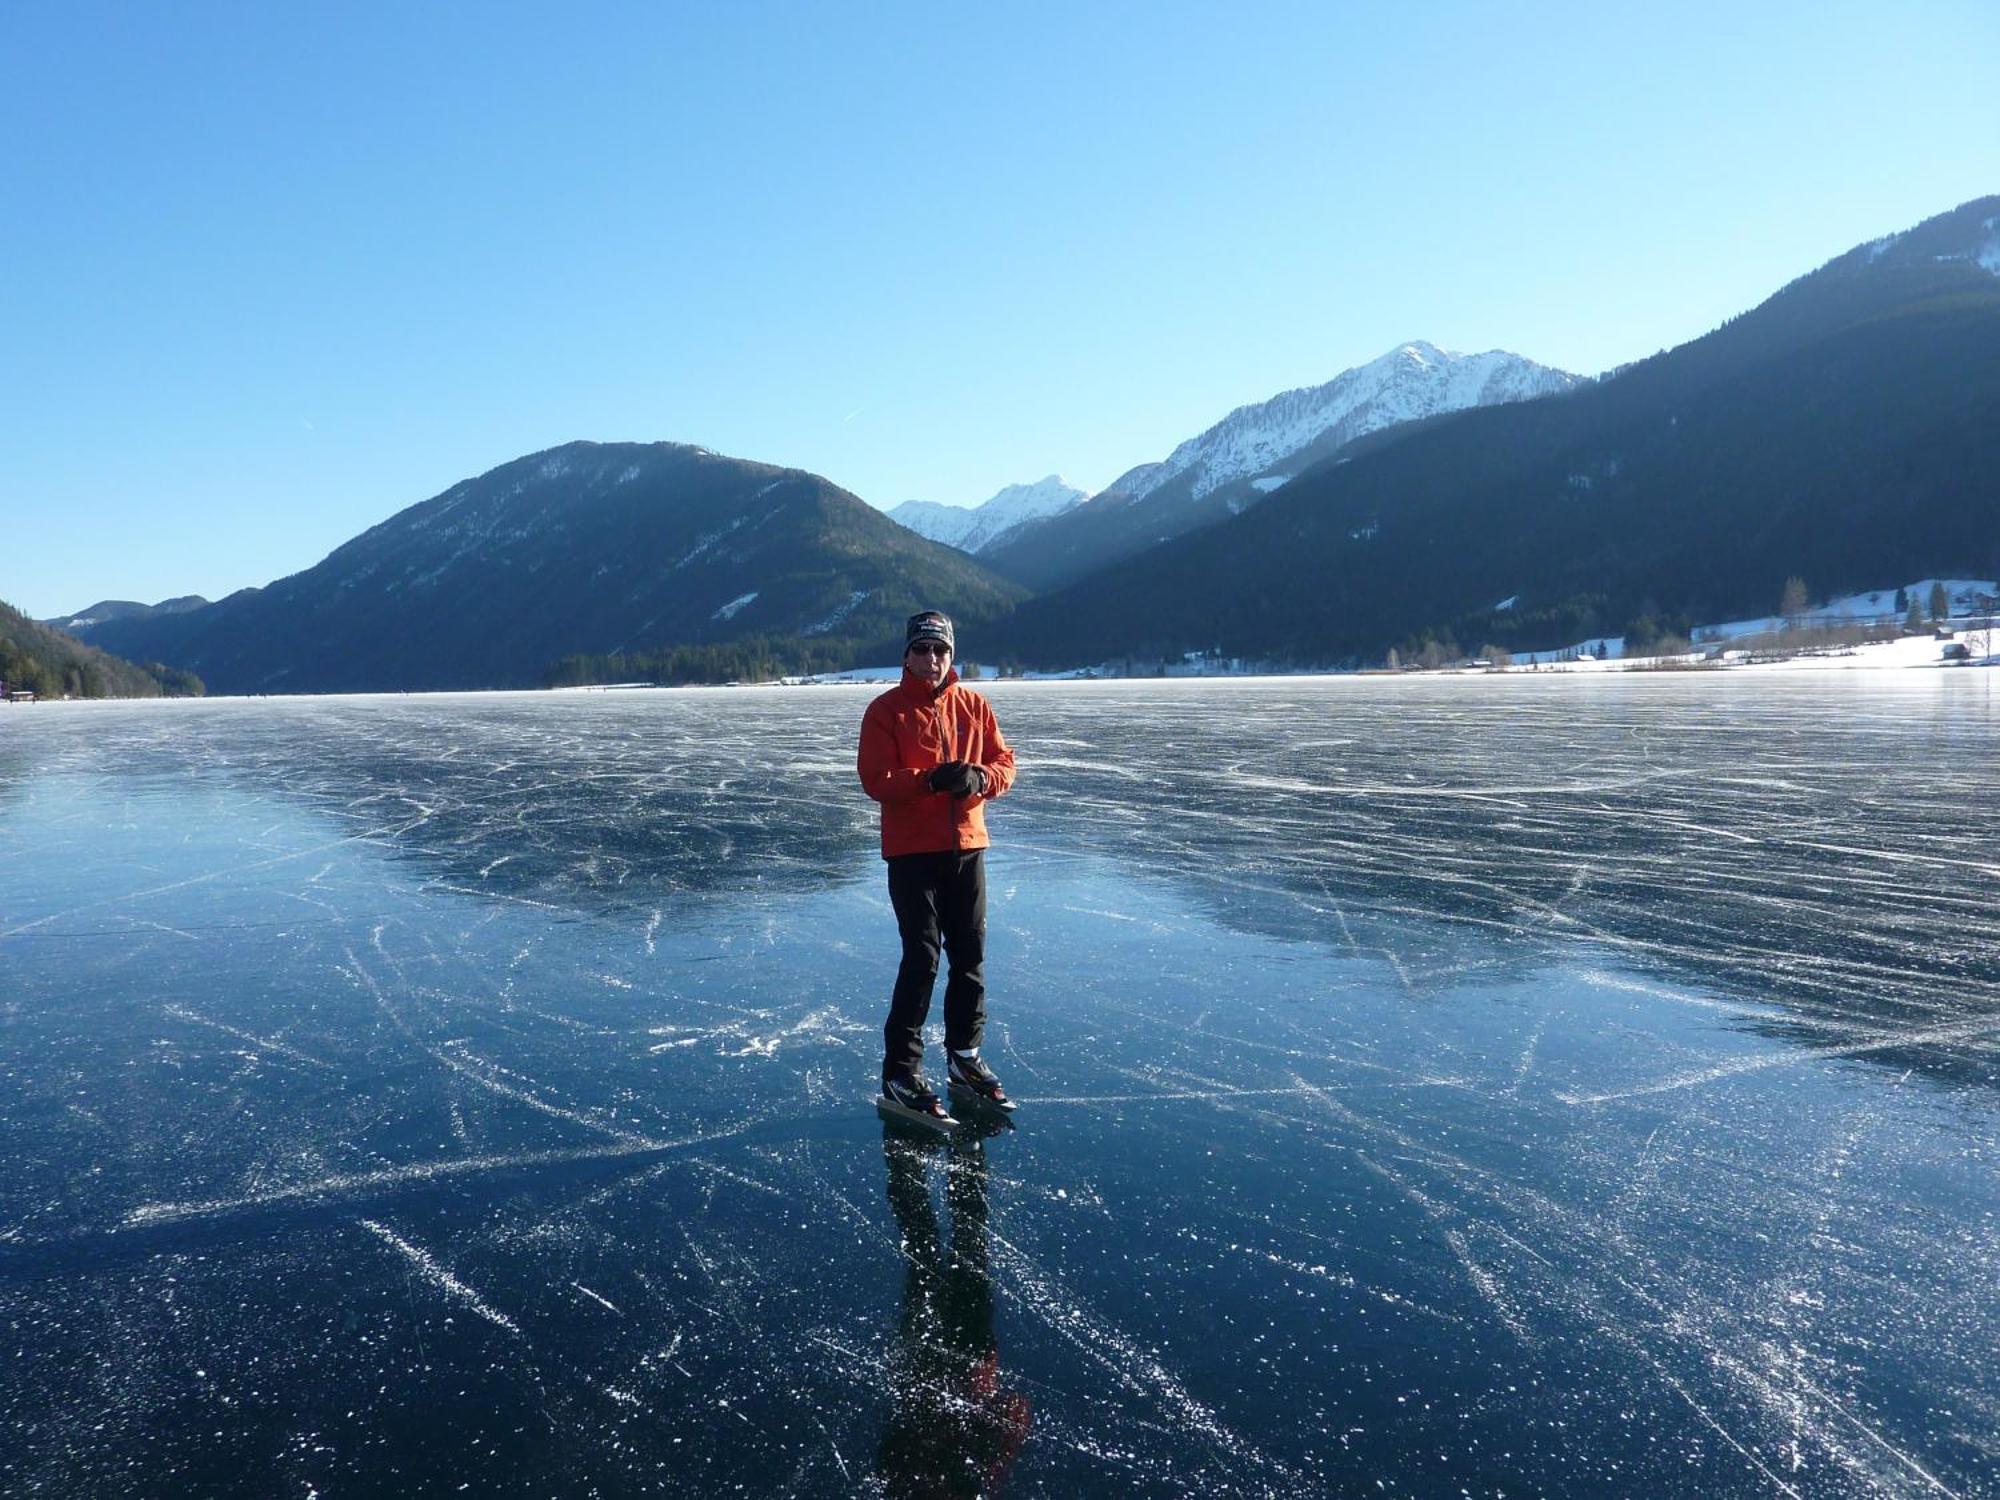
left=1, top=676, right=1996, bottom=1497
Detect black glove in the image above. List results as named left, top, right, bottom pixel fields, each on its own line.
left=926, top=761, right=986, bottom=798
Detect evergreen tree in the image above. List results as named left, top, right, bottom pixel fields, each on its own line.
left=1928, top=580, right=1950, bottom=622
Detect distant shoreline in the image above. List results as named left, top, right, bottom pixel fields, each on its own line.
left=12, top=654, right=1993, bottom=708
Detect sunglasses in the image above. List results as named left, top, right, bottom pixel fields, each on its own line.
left=906, top=642, right=951, bottom=657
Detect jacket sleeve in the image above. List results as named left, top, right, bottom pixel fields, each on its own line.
left=975, top=699, right=1017, bottom=800
left=858, top=702, right=932, bottom=805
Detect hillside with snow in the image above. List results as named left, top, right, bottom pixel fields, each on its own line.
left=1128, top=341, right=1581, bottom=510
left=981, top=341, right=1580, bottom=591
left=77, top=442, right=1026, bottom=693
left=992, top=197, right=2000, bottom=672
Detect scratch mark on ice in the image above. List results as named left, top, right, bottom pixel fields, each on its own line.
left=122, top=1124, right=747, bottom=1229
left=162, top=1005, right=333, bottom=1070
left=1559, top=1015, right=2000, bottom=1104
left=360, top=1218, right=520, bottom=1334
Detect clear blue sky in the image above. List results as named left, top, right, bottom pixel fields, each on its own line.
left=3, top=1, right=1995, bottom=618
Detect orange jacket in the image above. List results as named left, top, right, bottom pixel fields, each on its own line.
left=858, top=670, right=1017, bottom=858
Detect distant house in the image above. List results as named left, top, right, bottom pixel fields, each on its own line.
left=1941, top=642, right=1972, bottom=662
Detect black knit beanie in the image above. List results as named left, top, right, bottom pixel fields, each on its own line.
left=905, top=611, right=955, bottom=651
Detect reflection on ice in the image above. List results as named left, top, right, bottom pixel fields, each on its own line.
left=1, top=679, right=1996, bottom=1496
left=878, top=1133, right=1031, bottom=1496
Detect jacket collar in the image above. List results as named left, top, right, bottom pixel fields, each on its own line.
left=899, top=666, right=959, bottom=704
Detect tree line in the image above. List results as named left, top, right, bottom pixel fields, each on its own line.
left=0, top=598, right=204, bottom=699
left=544, top=634, right=869, bottom=687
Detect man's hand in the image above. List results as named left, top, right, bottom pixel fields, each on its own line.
left=926, top=761, right=987, bottom=798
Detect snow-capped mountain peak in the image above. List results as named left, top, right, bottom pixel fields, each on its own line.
left=1125, top=341, right=1581, bottom=508
left=889, top=475, right=1087, bottom=554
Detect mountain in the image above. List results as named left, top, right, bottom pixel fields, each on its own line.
left=1118, top=341, right=1579, bottom=510
left=82, top=441, right=1028, bottom=694
left=888, top=475, right=1087, bottom=555
left=994, top=196, right=2000, bottom=669
left=981, top=343, right=1581, bottom=591
left=43, top=595, right=211, bottom=634
left=0, top=597, right=200, bottom=698
left=1093, top=462, right=1166, bottom=503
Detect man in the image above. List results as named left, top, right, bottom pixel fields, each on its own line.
left=857, top=611, right=1018, bottom=1122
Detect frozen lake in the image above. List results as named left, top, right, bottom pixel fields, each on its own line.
left=2, top=677, right=1996, bottom=1497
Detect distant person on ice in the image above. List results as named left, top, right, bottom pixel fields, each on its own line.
left=858, top=611, right=1018, bottom=1123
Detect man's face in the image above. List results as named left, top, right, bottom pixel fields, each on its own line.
left=905, top=640, right=951, bottom=687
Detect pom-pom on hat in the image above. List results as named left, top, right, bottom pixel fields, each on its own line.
left=905, top=611, right=955, bottom=651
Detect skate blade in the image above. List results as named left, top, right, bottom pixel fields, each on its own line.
left=875, top=1095, right=960, bottom=1136
left=948, top=1079, right=1019, bottom=1114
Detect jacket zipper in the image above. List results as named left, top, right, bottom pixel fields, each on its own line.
left=943, top=689, right=958, bottom=763
left=940, top=683, right=961, bottom=854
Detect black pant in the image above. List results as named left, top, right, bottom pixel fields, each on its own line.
left=882, top=850, right=986, bottom=1083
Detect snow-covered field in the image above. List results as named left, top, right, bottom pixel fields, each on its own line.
left=1511, top=577, right=1999, bottom=671
left=802, top=580, right=2000, bottom=686
left=1510, top=627, right=1995, bottom=673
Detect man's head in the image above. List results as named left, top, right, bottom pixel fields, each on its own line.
left=904, top=610, right=954, bottom=687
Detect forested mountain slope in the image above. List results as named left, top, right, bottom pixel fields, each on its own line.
left=994, top=197, right=2000, bottom=666
left=0, top=598, right=199, bottom=698
left=83, top=442, right=1027, bottom=694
